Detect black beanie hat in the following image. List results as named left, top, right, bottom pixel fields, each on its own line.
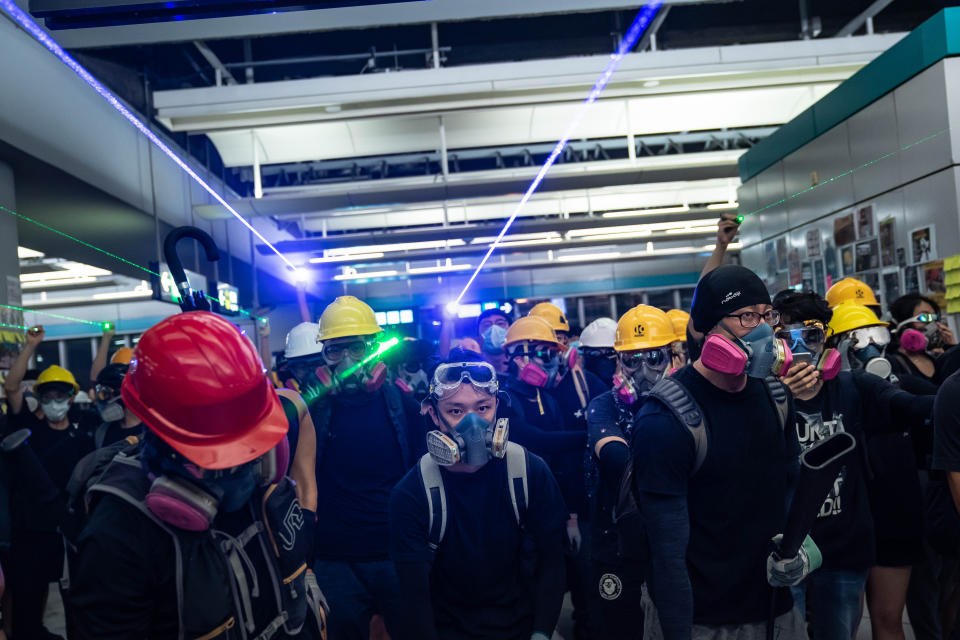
left=690, top=265, right=771, bottom=333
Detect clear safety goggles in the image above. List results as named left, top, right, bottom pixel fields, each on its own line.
left=507, top=343, right=561, bottom=362
left=430, top=361, right=498, bottom=398
left=618, top=346, right=671, bottom=371
left=848, top=325, right=891, bottom=349
left=775, top=324, right=826, bottom=354
left=322, top=339, right=374, bottom=365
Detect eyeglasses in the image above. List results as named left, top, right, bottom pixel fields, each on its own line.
left=431, top=361, right=498, bottom=398
left=322, top=340, right=372, bottom=365
left=581, top=347, right=616, bottom=359
left=775, top=326, right=826, bottom=353
left=912, top=313, right=940, bottom=324
left=619, top=347, right=670, bottom=371
left=849, top=326, right=891, bottom=349
left=726, top=309, right=781, bottom=329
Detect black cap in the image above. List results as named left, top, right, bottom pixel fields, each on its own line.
left=690, top=265, right=771, bottom=333
left=96, top=363, right=129, bottom=390
left=476, top=308, right=510, bottom=332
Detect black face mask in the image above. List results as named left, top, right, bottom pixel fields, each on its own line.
left=584, top=353, right=617, bottom=387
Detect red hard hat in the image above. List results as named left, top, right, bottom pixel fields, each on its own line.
left=122, top=311, right=287, bottom=470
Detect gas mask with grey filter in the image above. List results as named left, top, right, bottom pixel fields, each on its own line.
left=423, top=361, right=509, bottom=467
left=838, top=325, right=893, bottom=379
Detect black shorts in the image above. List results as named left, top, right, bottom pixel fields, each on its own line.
left=875, top=536, right=924, bottom=567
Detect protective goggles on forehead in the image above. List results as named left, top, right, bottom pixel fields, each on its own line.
left=95, top=384, right=120, bottom=403
left=618, top=346, right=671, bottom=371
left=775, top=324, right=826, bottom=354
left=430, top=361, right=499, bottom=399
left=848, top=325, right=891, bottom=349
left=896, top=313, right=940, bottom=330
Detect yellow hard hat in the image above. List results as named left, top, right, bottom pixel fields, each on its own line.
left=34, top=365, right=79, bottom=393
left=318, top=296, right=381, bottom=341
left=665, top=309, right=690, bottom=343
left=615, top=305, right=676, bottom=351
left=825, top=278, right=880, bottom=309
left=528, top=302, right=570, bottom=333
left=111, top=347, right=134, bottom=365
left=504, top=316, right=560, bottom=348
left=827, top=301, right=888, bottom=337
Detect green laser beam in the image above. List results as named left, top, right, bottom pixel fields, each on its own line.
left=0, top=322, right=29, bottom=331
left=1, top=203, right=264, bottom=322
left=0, top=302, right=105, bottom=327
left=741, top=128, right=949, bottom=220
left=300, top=336, right=402, bottom=406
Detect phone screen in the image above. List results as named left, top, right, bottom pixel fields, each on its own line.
left=793, top=352, right=814, bottom=366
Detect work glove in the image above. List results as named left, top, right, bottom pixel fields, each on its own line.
left=566, top=515, right=582, bottom=554
left=766, top=534, right=822, bottom=587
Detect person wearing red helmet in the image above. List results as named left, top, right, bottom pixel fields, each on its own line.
left=68, top=312, right=327, bottom=639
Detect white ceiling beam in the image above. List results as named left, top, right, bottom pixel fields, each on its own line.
left=192, top=40, right=237, bottom=86
left=50, top=0, right=720, bottom=50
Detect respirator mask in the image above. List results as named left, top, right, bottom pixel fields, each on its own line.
left=511, top=344, right=562, bottom=388
left=319, top=337, right=387, bottom=394
left=423, top=361, right=508, bottom=467
left=897, top=313, right=943, bottom=351
left=613, top=346, right=671, bottom=405
left=701, top=318, right=793, bottom=378
left=95, top=383, right=125, bottom=423
left=842, top=325, right=892, bottom=379
left=582, top=347, right=617, bottom=387
left=775, top=322, right=841, bottom=381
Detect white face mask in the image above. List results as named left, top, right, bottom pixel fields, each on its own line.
left=41, top=399, right=71, bottom=422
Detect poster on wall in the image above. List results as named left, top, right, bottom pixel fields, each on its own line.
left=925, top=260, right=946, bottom=294
left=806, top=229, right=822, bottom=258
left=856, top=204, right=875, bottom=239
left=764, top=241, right=777, bottom=279
left=834, top=213, right=856, bottom=246
left=813, top=260, right=826, bottom=295
left=879, top=218, right=896, bottom=267
left=859, top=271, right=880, bottom=296
left=788, top=249, right=802, bottom=287
left=883, top=270, right=902, bottom=305
left=897, top=247, right=907, bottom=268
left=777, top=237, right=789, bottom=271
left=824, top=242, right=839, bottom=281
left=801, top=261, right=814, bottom=291
left=905, top=265, right=921, bottom=294
left=911, top=225, right=937, bottom=264
left=841, top=245, right=855, bottom=276
left=855, top=239, right=880, bottom=272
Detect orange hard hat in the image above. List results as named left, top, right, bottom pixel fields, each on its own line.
left=111, top=347, right=134, bottom=365
left=122, top=311, right=287, bottom=470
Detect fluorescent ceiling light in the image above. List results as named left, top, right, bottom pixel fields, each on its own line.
left=556, top=252, right=622, bottom=263
left=602, top=205, right=690, bottom=218
left=325, top=239, right=465, bottom=256
left=309, top=252, right=385, bottom=263
left=664, top=226, right=718, bottom=234
left=407, top=264, right=473, bottom=274
left=20, top=262, right=112, bottom=282
left=21, top=276, right=98, bottom=289
left=643, top=80, right=660, bottom=88
left=333, top=270, right=398, bottom=281
left=497, top=238, right=559, bottom=248
left=17, top=246, right=44, bottom=259
left=573, top=231, right=652, bottom=242
left=92, top=290, right=153, bottom=301
left=706, top=202, right=739, bottom=210
left=470, top=232, right=560, bottom=244
left=567, top=218, right=718, bottom=238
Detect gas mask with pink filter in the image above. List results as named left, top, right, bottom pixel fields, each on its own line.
left=701, top=320, right=794, bottom=378
left=613, top=345, right=672, bottom=405
left=318, top=337, right=387, bottom=395
left=776, top=322, right=841, bottom=381
left=509, top=343, right=562, bottom=388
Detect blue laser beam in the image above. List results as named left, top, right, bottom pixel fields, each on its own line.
left=0, top=1, right=297, bottom=273
left=453, top=0, right=664, bottom=305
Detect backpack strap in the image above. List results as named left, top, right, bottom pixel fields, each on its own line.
left=763, top=376, right=790, bottom=432
left=384, top=384, right=412, bottom=465
left=505, top=442, right=528, bottom=529
left=278, top=395, right=301, bottom=465
left=418, top=454, right=447, bottom=550
left=94, top=422, right=110, bottom=450
left=647, top=377, right=709, bottom=474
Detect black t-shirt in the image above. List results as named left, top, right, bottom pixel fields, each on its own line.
left=314, top=391, right=412, bottom=561
left=390, top=449, right=567, bottom=640
left=96, top=420, right=145, bottom=449
left=933, top=371, right=960, bottom=472
left=794, top=373, right=875, bottom=571
left=632, top=366, right=799, bottom=626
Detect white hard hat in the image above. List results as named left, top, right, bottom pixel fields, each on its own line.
left=579, top=317, right=617, bottom=348
left=284, top=322, right=322, bottom=359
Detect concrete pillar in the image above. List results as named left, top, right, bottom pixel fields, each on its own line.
left=0, top=161, right=22, bottom=332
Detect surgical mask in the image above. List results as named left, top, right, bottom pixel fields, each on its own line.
left=426, top=412, right=509, bottom=467
left=204, top=465, right=257, bottom=513
left=41, top=399, right=71, bottom=422
left=701, top=322, right=792, bottom=378
left=853, top=344, right=892, bottom=379
left=481, top=325, right=508, bottom=354
left=97, top=397, right=125, bottom=423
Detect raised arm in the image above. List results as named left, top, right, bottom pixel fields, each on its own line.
left=4, top=326, right=44, bottom=416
